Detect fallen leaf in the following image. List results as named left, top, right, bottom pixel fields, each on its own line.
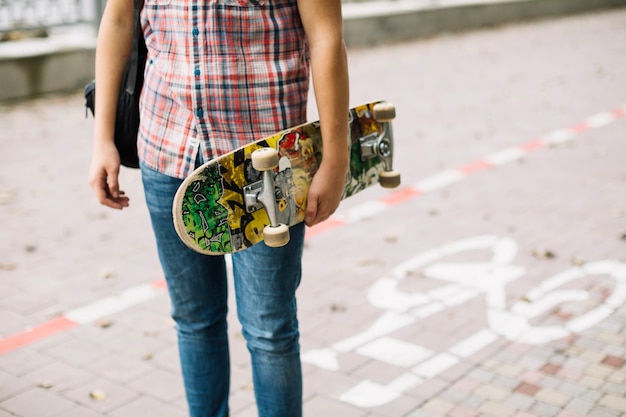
left=0, top=188, right=16, bottom=205
left=330, top=303, right=346, bottom=313
left=0, top=263, right=16, bottom=271
left=99, top=269, right=115, bottom=279
left=95, top=319, right=113, bottom=329
left=37, top=381, right=54, bottom=389
left=531, top=248, right=556, bottom=259
left=89, top=389, right=107, bottom=401
left=384, top=235, right=398, bottom=243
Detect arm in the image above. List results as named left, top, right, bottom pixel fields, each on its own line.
left=87, top=0, right=135, bottom=209
left=297, top=0, right=350, bottom=227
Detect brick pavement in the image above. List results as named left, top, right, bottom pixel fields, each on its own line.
left=1, top=8, right=626, bottom=417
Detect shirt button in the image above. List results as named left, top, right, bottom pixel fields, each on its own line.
left=196, top=108, right=204, bottom=117
left=192, top=27, right=199, bottom=36
left=194, top=67, right=201, bottom=77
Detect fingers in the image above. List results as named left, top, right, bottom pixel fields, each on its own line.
left=305, top=193, right=336, bottom=227
left=88, top=163, right=130, bottom=210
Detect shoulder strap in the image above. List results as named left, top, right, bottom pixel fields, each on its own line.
left=125, top=0, right=143, bottom=94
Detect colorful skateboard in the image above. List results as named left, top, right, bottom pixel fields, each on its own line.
left=172, top=100, right=401, bottom=255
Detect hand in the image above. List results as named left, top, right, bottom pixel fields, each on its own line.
left=88, top=141, right=130, bottom=210
left=305, top=157, right=348, bottom=227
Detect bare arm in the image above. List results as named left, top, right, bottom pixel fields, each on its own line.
left=87, top=0, right=135, bottom=209
left=297, top=0, right=350, bottom=227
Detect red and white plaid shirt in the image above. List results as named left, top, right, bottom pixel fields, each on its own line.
left=138, top=0, right=310, bottom=179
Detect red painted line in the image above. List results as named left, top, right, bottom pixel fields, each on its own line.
left=571, top=122, right=590, bottom=133
left=520, top=138, right=544, bottom=152
left=306, top=218, right=345, bottom=238
left=613, top=107, right=626, bottom=118
left=152, top=279, right=167, bottom=290
left=459, top=160, right=491, bottom=175
left=381, top=187, right=422, bottom=205
left=0, top=316, right=77, bottom=355
left=1, top=103, right=624, bottom=357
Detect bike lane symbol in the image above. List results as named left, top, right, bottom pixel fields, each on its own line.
left=302, top=235, right=626, bottom=408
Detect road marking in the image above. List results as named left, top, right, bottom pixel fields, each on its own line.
left=0, top=104, right=624, bottom=356
left=307, top=103, right=626, bottom=237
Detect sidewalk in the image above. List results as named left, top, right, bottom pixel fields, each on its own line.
left=1, top=0, right=626, bottom=100
left=1, top=7, right=626, bottom=417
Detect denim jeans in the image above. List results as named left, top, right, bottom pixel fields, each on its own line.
left=140, top=162, right=304, bottom=417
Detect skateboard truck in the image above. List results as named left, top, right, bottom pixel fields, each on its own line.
left=245, top=147, right=290, bottom=248
left=360, top=102, right=401, bottom=188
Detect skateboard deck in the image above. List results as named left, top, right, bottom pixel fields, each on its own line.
left=172, top=100, right=400, bottom=255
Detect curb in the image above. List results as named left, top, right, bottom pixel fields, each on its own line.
left=342, top=0, right=626, bottom=47
left=0, top=0, right=625, bottom=101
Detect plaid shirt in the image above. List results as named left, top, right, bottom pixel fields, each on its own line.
left=138, top=0, right=310, bottom=179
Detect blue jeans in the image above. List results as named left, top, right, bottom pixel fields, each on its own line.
left=140, top=162, right=304, bottom=417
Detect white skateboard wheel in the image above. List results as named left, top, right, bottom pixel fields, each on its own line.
left=251, top=147, right=279, bottom=171
left=263, top=224, right=290, bottom=247
left=373, top=102, right=396, bottom=122
left=379, top=170, right=401, bottom=188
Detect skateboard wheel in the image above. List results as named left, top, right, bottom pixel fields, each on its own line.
left=264, top=224, right=290, bottom=247
left=251, top=147, right=279, bottom=171
left=379, top=170, right=401, bottom=188
left=373, top=102, right=396, bottom=122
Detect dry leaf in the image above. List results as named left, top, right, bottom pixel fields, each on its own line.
left=531, top=248, right=556, bottom=259
left=100, top=269, right=115, bottom=279
left=96, top=319, right=113, bottom=329
left=330, top=303, right=346, bottom=313
left=37, top=381, right=54, bottom=389
left=0, top=263, right=16, bottom=271
left=89, top=389, right=107, bottom=401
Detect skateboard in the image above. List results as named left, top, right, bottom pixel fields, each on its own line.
left=172, top=100, right=401, bottom=255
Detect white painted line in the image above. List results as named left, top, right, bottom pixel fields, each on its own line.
left=412, top=353, right=459, bottom=378
left=484, top=147, right=525, bottom=165
left=356, top=337, right=434, bottom=367
left=540, top=128, right=575, bottom=146
left=449, top=329, right=499, bottom=358
left=585, top=112, right=616, bottom=128
left=411, top=302, right=445, bottom=318
left=64, top=284, right=163, bottom=324
left=414, top=170, right=464, bottom=192
left=337, top=200, right=388, bottom=223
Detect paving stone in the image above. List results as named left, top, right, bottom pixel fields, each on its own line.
left=478, top=400, right=516, bottom=417
left=474, top=384, right=510, bottom=402
left=556, top=411, right=586, bottom=417
left=303, top=395, right=369, bottom=417
left=587, top=405, right=623, bottom=417
left=60, top=378, right=140, bottom=413
left=564, top=397, right=595, bottom=416
left=514, top=382, right=540, bottom=397
left=598, top=395, right=626, bottom=413
left=1, top=387, right=77, bottom=417
left=535, top=388, right=572, bottom=407
left=0, top=347, right=52, bottom=377
left=530, top=401, right=561, bottom=417
left=447, top=405, right=479, bottom=417
left=126, top=368, right=185, bottom=403
left=422, top=397, right=454, bottom=415
left=107, top=395, right=186, bottom=417
left=504, top=392, right=535, bottom=411
left=0, top=369, right=30, bottom=401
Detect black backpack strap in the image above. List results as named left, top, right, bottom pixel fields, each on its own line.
left=125, top=0, right=142, bottom=94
